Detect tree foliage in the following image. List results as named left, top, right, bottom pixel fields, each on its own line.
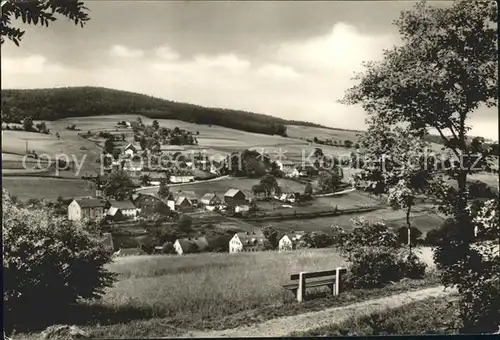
left=317, top=170, right=342, bottom=193
left=2, top=190, right=115, bottom=332
left=2, top=87, right=290, bottom=136
left=342, top=0, right=498, bottom=332
left=1, top=0, right=90, bottom=46
left=103, top=170, right=135, bottom=200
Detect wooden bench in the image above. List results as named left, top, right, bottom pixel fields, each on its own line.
left=282, top=267, right=347, bottom=302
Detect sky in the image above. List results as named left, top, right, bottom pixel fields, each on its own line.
left=1, top=0, right=498, bottom=140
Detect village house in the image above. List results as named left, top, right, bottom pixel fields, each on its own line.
left=276, top=192, right=301, bottom=203
left=278, top=231, right=305, bottom=251
left=224, top=188, right=247, bottom=206
left=174, top=190, right=198, bottom=206
left=276, top=160, right=295, bottom=171
left=68, top=198, right=109, bottom=221
left=174, top=196, right=193, bottom=212
left=283, top=166, right=300, bottom=179
left=200, top=193, right=223, bottom=210
left=108, top=199, right=139, bottom=220
left=173, top=237, right=206, bottom=255
left=123, top=143, right=138, bottom=158
left=133, top=193, right=168, bottom=215
left=224, top=189, right=250, bottom=213
left=169, top=175, right=195, bottom=183
left=106, top=207, right=125, bottom=221
left=229, top=231, right=266, bottom=253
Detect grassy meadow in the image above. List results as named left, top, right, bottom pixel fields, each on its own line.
left=8, top=247, right=439, bottom=338
left=99, top=249, right=346, bottom=326
left=2, top=177, right=93, bottom=200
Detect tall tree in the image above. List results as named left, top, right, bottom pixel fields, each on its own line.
left=103, top=170, right=135, bottom=200
left=1, top=0, right=90, bottom=46
left=157, top=179, right=169, bottom=199
left=354, top=120, right=434, bottom=256
left=341, top=0, right=497, bottom=332
left=259, top=174, right=279, bottom=198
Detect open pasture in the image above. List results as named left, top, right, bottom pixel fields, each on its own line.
left=100, top=249, right=346, bottom=326
left=60, top=115, right=300, bottom=150
left=286, top=125, right=361, bottom=143
left=2, top=177, right=93, bottom=200
left=256, top=206, right=444, bottom=234
left=139, top=177, right=306, bottom=198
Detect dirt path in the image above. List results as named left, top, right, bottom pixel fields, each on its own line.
left=183, top=286, right=456, bottom=338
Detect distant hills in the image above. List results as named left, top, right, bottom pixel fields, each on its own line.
left=1, top=86, right=336, bottom=137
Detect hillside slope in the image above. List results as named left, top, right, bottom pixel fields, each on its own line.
left=2, top=87, right=330, bottom=136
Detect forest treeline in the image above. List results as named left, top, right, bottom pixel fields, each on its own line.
left=1, top=87, right=326, bottom=136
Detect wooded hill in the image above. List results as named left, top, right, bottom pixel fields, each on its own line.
left=1, top=87, right=330, bottom=136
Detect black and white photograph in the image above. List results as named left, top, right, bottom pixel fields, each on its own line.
left=1, top=0, right=499, bottom=338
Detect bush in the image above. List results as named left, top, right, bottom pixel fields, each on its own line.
left=397, top=251, right=427, bottom=279
left=2, top=190, right=115, bottom=332
left=343, top=218, right=399, bottom=252
left=345, top=247, right=403, bottom=289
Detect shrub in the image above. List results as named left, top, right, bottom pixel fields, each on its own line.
left=397, top=251, right=427, bottom=279
left=343, top=218, right=399, bottom=252
left=330, top=225, right=349, bottom=247
left=345, top=247, right=403, bottom=289
left=2, top=190, right=115, bottom=332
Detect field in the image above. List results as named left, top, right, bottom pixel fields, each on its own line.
left=257, top=206, right=445, bottom=235
left=9, top=247, right=439, bottom=338
left=2, top=177, right=93, bottom=200
left=100, top=249, right=346, bottom=328
left=285, top=125, right=361, bottom=143
left=139, top=177, right=306, bottom=198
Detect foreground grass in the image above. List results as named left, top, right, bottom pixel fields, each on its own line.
left=290, top=295, right=460, bottom=336
left=11, top=250, right=440, bottom=338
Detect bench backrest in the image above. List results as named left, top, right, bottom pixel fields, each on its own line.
left=290, top=268, right=346, bottom=281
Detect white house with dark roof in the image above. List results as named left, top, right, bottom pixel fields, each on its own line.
left=229, top=231, right=266, bottom=253
left=68, top=198, right=109, bottom=221
left=200, top=193, right=223, bottom=210
left=278, top=231, right=305, bottom=251
left=108, top=199, right=139, bottom=220
left=124, top=143, right=138, bottom=157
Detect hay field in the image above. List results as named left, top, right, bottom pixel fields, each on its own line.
left=259, top=207, right=444, bottom=234
left=60, top=115, right=300, bottom=150
left=101, top=249, right=346, bottom=325
left=139, top=177, right=306, bottom=197
left=2, top=177, right=93, bottom=200
left=286, top=125, right=361, bottom=143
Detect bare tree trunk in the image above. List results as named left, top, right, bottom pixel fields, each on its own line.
left=406, top=204, right=412, bottom=256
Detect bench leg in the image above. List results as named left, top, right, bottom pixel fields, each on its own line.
left=330, top=283, right=335, bottom=296
left=297, top=272, right=305, bottom=303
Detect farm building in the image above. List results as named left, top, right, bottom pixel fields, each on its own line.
left=224, top=188, right=248, bottom=207
left=200, top=193, right=223, bottom=210
left=68, top=198, right=109, bottom=221
left=283, top=167, right=300, bottom=178
left=123, top=143, right=138, bottom=157
left=276, top=160, right=296, bottom=171
left=276, top=192, right=301, bottom=203
left=174, top=196, right=193, bottom=211
left=278, top=231, right=305, bottom=251
left=113, top=247, right=147, bottom=257
left=108, top=199, right=139, bottom=220
left=170, top=175, right=195, bottom=183
left=133, top=193, right=169, bottom=215
left=173, top=190, right=198, bottom=206
left=229, top=231, right=266, bottom=253
left=173, top=238, right=199, bottom=255
left=106, top=207, right=125, bottom=221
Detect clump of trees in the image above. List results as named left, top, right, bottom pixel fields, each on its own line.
left=341, top=0, right=498, bottom=332
left=2, top=190, right=115, bottom=332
